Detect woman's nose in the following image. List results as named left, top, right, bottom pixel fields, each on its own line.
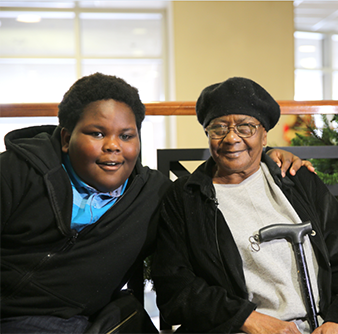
left=221, top=128, right=241, bottom=144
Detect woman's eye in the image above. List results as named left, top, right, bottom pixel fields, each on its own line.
left=237, top=124, right=254, bottom=135
left=213, top=126, right=226, bottom=133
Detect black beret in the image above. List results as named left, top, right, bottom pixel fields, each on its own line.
left=196, top=77, right=280, bottom=131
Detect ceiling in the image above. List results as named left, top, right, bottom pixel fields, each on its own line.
left=294, top=0, right=338, bottom=33
left=0, top=1, right=337, bottom=33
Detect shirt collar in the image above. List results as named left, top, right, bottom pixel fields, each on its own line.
left=62, top=153, right=126, bottom=198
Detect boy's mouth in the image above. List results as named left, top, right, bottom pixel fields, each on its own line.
left=97, top=161, right=124, bottom=169
left=103, top=162, right=119, bottom=166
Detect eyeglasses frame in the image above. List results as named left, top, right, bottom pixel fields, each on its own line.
left=205, top=122, right=261, bottom=140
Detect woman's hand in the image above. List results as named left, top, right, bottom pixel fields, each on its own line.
left=240, top=311, right=302, bottom=334
left=267, top=148, right=315, bottom=177
left=312, top=322, right=338, bottom=334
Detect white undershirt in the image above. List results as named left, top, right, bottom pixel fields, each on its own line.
left=214, top=163, right=321, bottom=333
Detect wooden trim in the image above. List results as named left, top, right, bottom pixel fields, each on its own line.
left=144, top=101, right=196, bottom=115
left=277, top=100, right=338, bottom=115
left=0, top=103, right=59, bottom=117
left=0, top=100, right=337, bottom=117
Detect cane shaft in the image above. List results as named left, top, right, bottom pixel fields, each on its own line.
left=258, top=222, right=319, bottom=331
left=293, top=243, right=319, bottom=331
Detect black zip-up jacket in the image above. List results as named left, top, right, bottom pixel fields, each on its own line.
left=152, top=154, right=338, bottom=333
left=1, top=125, right=171, bottom=319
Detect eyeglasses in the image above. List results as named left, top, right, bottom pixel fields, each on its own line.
left=205, top=123, right=261, bottom=139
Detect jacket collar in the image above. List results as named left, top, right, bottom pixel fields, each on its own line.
left=184, top=157, right=216, bottom=200
left=261, top=152, right=295, bottom=188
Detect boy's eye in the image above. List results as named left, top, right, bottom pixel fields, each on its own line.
left=91, top=132, right=104, bottom=138
left=120, top=133, right=134, bottom=141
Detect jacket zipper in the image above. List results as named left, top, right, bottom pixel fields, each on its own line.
left=212, top=197, right=226, bottom=275
left=211, top=196, right=236, bottom=295
left=2, top=232, right=79, bottom=299
left=60, top=230, right=79, bottom=252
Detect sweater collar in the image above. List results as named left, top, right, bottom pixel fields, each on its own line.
left=185, top=152, right=295, bottom=198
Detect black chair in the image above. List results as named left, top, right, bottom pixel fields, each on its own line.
left=157, top=146, right=338, bottom=196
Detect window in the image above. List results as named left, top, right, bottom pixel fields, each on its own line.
left=332, top=34, right=338, bottom=100
left=294, top=31, right=338, bottom=139
left=294, top=31, right=338, bottom=100
left=0, top=1, right=168, bottom=168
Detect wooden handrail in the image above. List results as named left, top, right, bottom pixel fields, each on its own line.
left=0, top=100, right=337, bottom=117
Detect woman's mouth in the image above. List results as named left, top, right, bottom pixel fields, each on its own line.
left=222, top=150, right=245, bottom=158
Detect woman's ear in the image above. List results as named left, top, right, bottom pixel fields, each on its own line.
left=60, top=128, right=71, bottom=154
left=262, top=129, right=268, bottom=147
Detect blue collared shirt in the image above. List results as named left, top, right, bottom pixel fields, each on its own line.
left=62, top=154, right=128, bottom=232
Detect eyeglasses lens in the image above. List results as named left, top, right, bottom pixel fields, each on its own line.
left=208, top=124, right=258, bottom=139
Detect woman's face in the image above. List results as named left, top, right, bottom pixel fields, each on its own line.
left=207, top=114, right=267, bottom=184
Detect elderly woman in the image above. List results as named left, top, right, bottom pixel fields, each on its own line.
left=152, top=78, right=338, bottom=334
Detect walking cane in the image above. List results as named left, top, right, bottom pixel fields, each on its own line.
left=257, top=221, right=319, bottom=332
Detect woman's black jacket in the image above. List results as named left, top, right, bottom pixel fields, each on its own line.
left=152, top=153, right=338, bottom=333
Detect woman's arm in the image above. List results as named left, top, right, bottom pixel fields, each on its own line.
left=240, top=311, right=302, bottom=334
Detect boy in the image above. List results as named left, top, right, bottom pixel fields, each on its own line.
left=0, top=73, right=311, bottom=333
left=1, top=73, right=171, bottom=333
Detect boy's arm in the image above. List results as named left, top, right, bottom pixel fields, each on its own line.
left=1, top=154, right=12, bottom=232
left=266, top=148, right=315, bottom=177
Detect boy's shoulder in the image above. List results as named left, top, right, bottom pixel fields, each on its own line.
left=2, top=125, right=61, bottom=176
left=136, top=162, right=172, bottom=188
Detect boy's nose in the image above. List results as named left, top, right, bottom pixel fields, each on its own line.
left=103, top=137, right=121, bottom=152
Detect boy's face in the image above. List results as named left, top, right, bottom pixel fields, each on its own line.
left=61, top=99, right=140, bottom=193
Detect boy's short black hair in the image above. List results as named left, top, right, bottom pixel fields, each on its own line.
left=58, top=72, right=145, bottom=133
